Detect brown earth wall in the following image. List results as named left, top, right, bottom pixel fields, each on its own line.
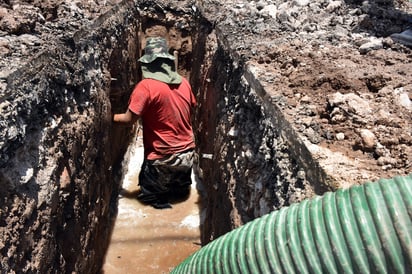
left=0, top=2, right=140, bottom=272
left=193, top=30, right=322, bottom=243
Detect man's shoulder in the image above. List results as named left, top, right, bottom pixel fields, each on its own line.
left=180, top=77, right=191, bottom=88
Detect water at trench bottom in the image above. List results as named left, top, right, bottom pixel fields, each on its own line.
left=102, top=134, right=202, bottom=273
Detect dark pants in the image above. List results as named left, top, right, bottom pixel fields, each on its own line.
left=137, top=149, right=194, bottom=208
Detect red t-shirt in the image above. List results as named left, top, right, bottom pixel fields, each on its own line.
left=128, top=78, right=196, bottom=160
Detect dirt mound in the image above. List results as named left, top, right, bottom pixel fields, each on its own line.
left=198, top=0, right=412, bottom=184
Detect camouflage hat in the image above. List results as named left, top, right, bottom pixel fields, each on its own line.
left=138, top=37, right=175, bottom=64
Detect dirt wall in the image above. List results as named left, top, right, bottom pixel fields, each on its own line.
left=0, top=2, right=139, bottom=272
left=0, top=0, right=204, bottom=271
left=194, top=31, right=318, bottom=243
left=193, top=0, right=412, bottom=243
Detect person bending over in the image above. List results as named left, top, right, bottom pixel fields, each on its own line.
left=113, top=36, right=196, bottom=209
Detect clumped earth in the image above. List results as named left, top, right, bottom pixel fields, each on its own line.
left=1, top=0, right=411, bottom=182
left=199, top=0, right=412, bottom=184
left=0, top=0, right=121, bottom=90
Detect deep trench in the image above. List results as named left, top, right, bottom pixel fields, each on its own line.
left=105, top=5, right=320, bottom=270
left=105, top=10, right=211, bottom=271
left=1, top=0, right=412, bottom=272
left=107, top=5, right=212, bottom=237
left=0, top=2, right=328, bottom=272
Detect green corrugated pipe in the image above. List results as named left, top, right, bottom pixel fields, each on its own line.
left=171, top=174, right=412, bottom=273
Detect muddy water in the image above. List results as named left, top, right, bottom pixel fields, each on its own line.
left=102, top=141, right=202, bottom=273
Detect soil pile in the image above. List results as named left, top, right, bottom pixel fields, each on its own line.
left=199, top=0, right=412, bottom=183
left=0, top=1, right=120, bottom=89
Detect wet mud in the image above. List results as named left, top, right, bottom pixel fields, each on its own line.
left=102, top=146, right=202, bottom=273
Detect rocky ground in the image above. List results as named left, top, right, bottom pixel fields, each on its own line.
left=1, top=0, right=411, bottom=182
left=0, top=0, right=120, bottom=91
left=201, top=0, right=412, bottom=185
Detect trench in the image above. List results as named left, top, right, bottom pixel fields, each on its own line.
left=102, top=3, right=322, bottom=272
left=101, top=6, right=212, bottom=273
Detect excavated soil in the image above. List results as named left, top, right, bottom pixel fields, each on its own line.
left=252, top=40, right=412, bottom=184
left=200, top=0, right=412, bottom=185
left=1, top=0, right=411, bottom=184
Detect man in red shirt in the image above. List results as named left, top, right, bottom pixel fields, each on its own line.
left=113, top=37, right=196, bottom=209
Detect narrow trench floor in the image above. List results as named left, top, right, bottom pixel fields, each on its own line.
left=102, top=146, right=202, bottom=273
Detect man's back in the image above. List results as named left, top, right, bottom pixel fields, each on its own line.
left=129, top=77, right=196, bottom=159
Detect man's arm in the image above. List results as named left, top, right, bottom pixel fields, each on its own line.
left=113, top=109, right=139, bottom=124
